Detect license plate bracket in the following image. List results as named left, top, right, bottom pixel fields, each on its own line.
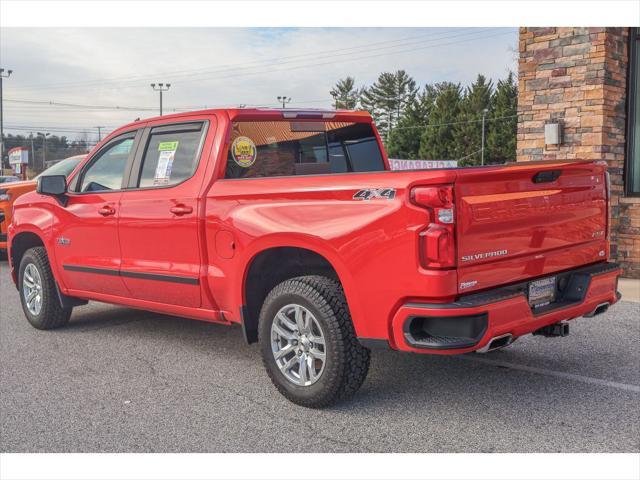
left=528, top=276, right=557, bottom=308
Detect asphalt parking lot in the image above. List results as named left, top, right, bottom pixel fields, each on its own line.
left=1, top=260, right=638, bottom=453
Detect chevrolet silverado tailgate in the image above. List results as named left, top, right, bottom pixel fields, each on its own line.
left=454, top=161, right=608, bottom=293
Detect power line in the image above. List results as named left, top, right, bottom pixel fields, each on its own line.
left=7, top=139, right=99, bottom=147
left=5, top=125, right=112, bottom=133
left=4, top=30, right=513, bottom=119
left=162, top=30, right=513, bottom=88
left=456, top=148, right=482, bottom=162
left=13, top=28, right=488, bottom=92
left=142, top=29, right=502, bottom=88
left=390, top=114, right=517, bottom=131
left=4, top=98, right=155, bottom=111
left=11, top=29, right=508, bottom=96
left=3, top=98, right=331, bottom=113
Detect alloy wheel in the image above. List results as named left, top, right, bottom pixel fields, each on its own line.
left=23, top=263, right=43, bottom=316
left=270, top=304, right=327, bottom=386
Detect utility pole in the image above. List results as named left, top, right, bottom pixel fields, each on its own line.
left=95, top=126, right=105, bottom=142
left=150, top=83, right=171, bottom=116
left=29, top=132, right=35, bottom=170
left=37, top=132, right=50, bottom=171
left=277, top=96, right=291, bottom=109
left=0, top=68, right=13, bottom=170
left=481, top=108, right=488, bottom=166
left=331, top=93, right=338, bottom=110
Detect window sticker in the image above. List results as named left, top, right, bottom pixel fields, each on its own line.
left=158, top=141, right=179, bottom=151
left=153, top=146, right=177, bottom=186
left=231, top=136, right=257, bottom=167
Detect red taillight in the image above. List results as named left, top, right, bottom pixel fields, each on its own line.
left=411, top=185, right=456, bottom=269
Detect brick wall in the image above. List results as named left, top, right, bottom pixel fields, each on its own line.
left=518, top=27, right=639, bottom=278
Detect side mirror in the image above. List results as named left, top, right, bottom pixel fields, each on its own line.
left=36, top=175, right=68, bottom=205
left=37, top=175, right=67, bottom=196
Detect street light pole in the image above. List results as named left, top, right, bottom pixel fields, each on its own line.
left=481, top=108, right=488, bottom=166
left=277, top=96, right=291, bottom=109
left=0, top=68, right=13, bottom=170
left=150, top=83, right=171, bottom=116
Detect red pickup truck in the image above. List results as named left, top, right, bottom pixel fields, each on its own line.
left=7, top=108, right=621, bottom=407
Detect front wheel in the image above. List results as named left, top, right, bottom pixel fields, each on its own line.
left=258, top=275, right=370, bottom=408
left=19, top=247, right=72, bottom=330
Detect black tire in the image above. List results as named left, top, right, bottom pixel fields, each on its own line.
left=258, top=275, right=370, bottom=408
left=18, top=247, right=72, bottom=330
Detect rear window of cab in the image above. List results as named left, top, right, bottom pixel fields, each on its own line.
left=224, top=121, right=385, bottom=179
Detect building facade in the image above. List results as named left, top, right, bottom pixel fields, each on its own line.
left=517, top=27, right=639, bottom=278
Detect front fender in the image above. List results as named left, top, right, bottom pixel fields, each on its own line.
left=9, top=199, right=61, bottom=287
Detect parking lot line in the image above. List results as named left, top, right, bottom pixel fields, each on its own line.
left=459, top=355, right=640, bottom=393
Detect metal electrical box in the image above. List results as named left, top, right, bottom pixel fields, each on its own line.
left=544, top=123, right=562, bottom=145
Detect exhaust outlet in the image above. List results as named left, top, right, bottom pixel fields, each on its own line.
left=476, top=333, right=514, bottom=353
left=584, top=302, right=610, bottom=318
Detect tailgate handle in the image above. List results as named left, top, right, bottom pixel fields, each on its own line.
left=532, top=170, right=561, bottom=183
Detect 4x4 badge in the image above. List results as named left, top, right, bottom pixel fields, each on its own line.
left=56, top=237, right=70, bottom=246
left=353, top=188, right=396, bottom=201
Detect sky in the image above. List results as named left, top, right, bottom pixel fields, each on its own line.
left=1, top=27, right=518, bottom=142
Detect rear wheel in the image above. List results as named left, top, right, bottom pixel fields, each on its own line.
left=258, top=275, right=370, bottom=408
left=19, top=247, right=72, bottom=330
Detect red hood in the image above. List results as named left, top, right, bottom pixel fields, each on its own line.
left=0, top=179, right=36, bottom=190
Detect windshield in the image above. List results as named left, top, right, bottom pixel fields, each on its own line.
left=0, top=176, right=19, bottom=184
left=225, top=121, right=385, bottom=179
left=36, top=156, right=83, bottom=179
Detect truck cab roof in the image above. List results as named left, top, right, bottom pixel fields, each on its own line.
left=116, top=108, right=373, bottom=133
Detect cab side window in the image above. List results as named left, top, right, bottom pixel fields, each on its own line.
left=136, top=123, right=204, bottom=188
left=78, top=137, right=134, bottom=192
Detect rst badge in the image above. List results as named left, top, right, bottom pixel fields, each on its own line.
left=56, top=237, right=71, bottom=246
left=353, top=188, right=396, bottom=201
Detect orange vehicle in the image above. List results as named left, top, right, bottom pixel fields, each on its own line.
left=0, top=155, right=84, bottom=255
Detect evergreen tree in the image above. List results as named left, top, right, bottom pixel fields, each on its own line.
left=386, top=85, right=437, bottom=159
left=418, top=82, right=462, bottom=160
left=329, top=77, right=362, bottom=110
left=360, top=70, right=418, bottom=141
left=454, top=74, right=494, bottom=165
left=486, top=71, right=518, bottom=164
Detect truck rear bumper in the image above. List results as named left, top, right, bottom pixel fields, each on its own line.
left=387, top=262, right=621, bottom=355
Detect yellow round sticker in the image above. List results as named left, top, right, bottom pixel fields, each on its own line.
left=231, top=136, right=257, bottom=167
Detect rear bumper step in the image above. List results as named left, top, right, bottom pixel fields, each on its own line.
left=403, top=313, right=487, bottom=350
left=392, top=262, right=621, bottom=354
